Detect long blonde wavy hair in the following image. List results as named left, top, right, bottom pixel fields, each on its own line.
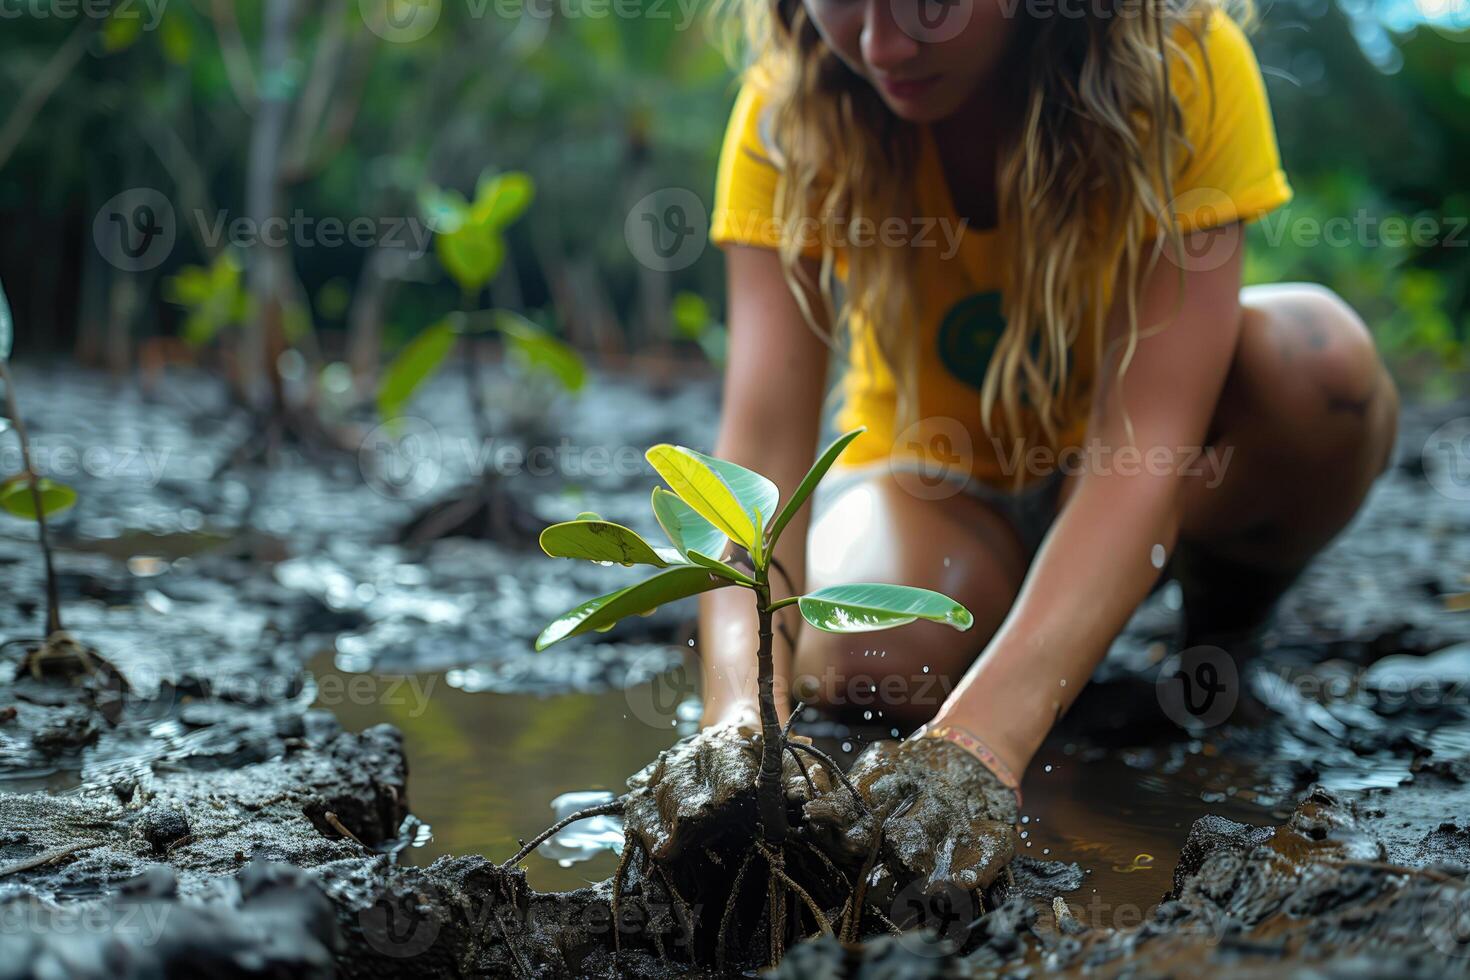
left=711, top=0, right=1254, bottom=476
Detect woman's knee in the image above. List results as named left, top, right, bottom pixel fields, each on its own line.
left=1242, top=284, right=1396, bottom=465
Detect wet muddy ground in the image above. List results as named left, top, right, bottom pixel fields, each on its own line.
left=1, top=363, right=1468, bottom=976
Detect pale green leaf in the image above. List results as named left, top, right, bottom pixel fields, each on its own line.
left=377, top=320, right=457, bottom=419
left=797, top=583, right=973, bottom=634
left=539, top=519, right=676, bottom=567
left=496, top=311, right=584, bottom=392
left=650, top=487, right=727, bottom=560
left=535, top=567, right=728, bottom=650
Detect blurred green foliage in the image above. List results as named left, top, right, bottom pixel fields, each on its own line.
left=0, top=0, right=1463, bottom=393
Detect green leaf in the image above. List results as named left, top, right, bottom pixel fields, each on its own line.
left=436, top=225, right=504, bottom=294
left=536, top=567, right=729, bottom=650
left=693, top=450, right=779, bottom=539
left=797, top=584, right=974, bottom=634
left=377, top=319, right=457, bottom=419
left=539, top=519, right=678, bottom=567
left=496, top=311, right=585, bottom=392
left=645, top=445, right=759, bottom=551
left=685, top=549, right=755, bottom=586
left=473, top=171, right=535, bottom=230
left=767, top=427, right=866, bottom=550
left=671, top=291, right=710, bottom=340
left=0, top=476, right=78, bottom=521
left=650, top=487, right=727, bottom=560
left=0, top=275, right=12, bottom=361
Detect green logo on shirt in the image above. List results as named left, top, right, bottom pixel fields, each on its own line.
left=936, top=291, right=1006, bottom=391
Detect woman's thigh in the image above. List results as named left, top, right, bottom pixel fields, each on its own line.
left=790, top=470, right=1030, bottom=727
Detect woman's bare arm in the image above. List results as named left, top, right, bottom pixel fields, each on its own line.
left=932, top=224, right=1248, bottom=774
left=699, top=244, right=830, bottom=728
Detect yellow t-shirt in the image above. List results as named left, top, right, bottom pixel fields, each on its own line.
left=709, top=8, right=1293, bottom=488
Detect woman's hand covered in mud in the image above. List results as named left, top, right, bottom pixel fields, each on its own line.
left=804, top=738, right=1019, bottom=894
left=622, top=723, right=831, bottom=862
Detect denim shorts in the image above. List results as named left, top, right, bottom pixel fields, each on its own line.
left=812, top=460, right=1068, bottom=563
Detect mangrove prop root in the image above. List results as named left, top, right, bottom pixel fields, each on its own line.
left=785, top=744, right=817, bottom=797
left=789, top=741, right=868, bottom=815
left=611, top=838, right=636, bottom=953
left=501, top=799, right=624, bottom=869
left=653, top=862, right=696, bottom=947
left=841, top=800, right=893, bottom=942
left=716, top=847, right=756, bottom=972
left=756, top=841, right=833, bottom=935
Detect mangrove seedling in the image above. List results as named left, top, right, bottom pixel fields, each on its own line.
left=0, top=277, right=120, bottom=689
left=534, top=427, right=974, bottom=847
left=375, top=171, right=585, bottom=545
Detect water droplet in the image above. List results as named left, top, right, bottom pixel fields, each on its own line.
left=890, top=728, right=900, bottom=738
left=1042, top=848, right=1050, bottom=855
left=1150, top=544, right=1166, bottom=569
left=1059, top=678, right=1067, bottom=687
left=1021, top=815, right=1030, bottom=824
left=841, top=741, right=853, bottom=752
left=943, top=556, right=951, bottom=567
left=1044, top=764, right=1053, bottom=773
left=922, top=666, right=930, bottom=674
left=863, top=710, right=872, bottom=720
left=687, top=638, right=695, bottom=647
left=1020, top=831, right=1028, bottom=839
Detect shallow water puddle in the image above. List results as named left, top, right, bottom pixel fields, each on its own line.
left=306, top=650, right=679, bottom=891
left=311, top=650, right=1293, bottom=918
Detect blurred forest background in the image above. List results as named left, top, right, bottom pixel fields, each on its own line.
left=1, top=0, right=1467, bottom=408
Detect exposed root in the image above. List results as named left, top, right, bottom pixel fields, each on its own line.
left=501, top=799, right=624, bottom=869
left=756, top=841, right=833, bottom=935
left=789, top=741, right=868, bottom=815
left=786, top=744, right=817, bottom=797
left=716, top=847, right=756, bottom=972
left=611, top=839, right=635, bottom=953
left=840, top=799, right=895, bottom=943
left=652, top=861, right=696, bottom=947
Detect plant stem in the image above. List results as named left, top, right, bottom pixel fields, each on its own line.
left=755, top=584, right=787, bottom=844
left=0, top=363, right=62, bottom=635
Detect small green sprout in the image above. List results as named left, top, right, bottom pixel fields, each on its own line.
left=535, top=427, right=974, bottom=844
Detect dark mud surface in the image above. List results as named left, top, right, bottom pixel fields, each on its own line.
left=1, top=364, right=1468, bottom=976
